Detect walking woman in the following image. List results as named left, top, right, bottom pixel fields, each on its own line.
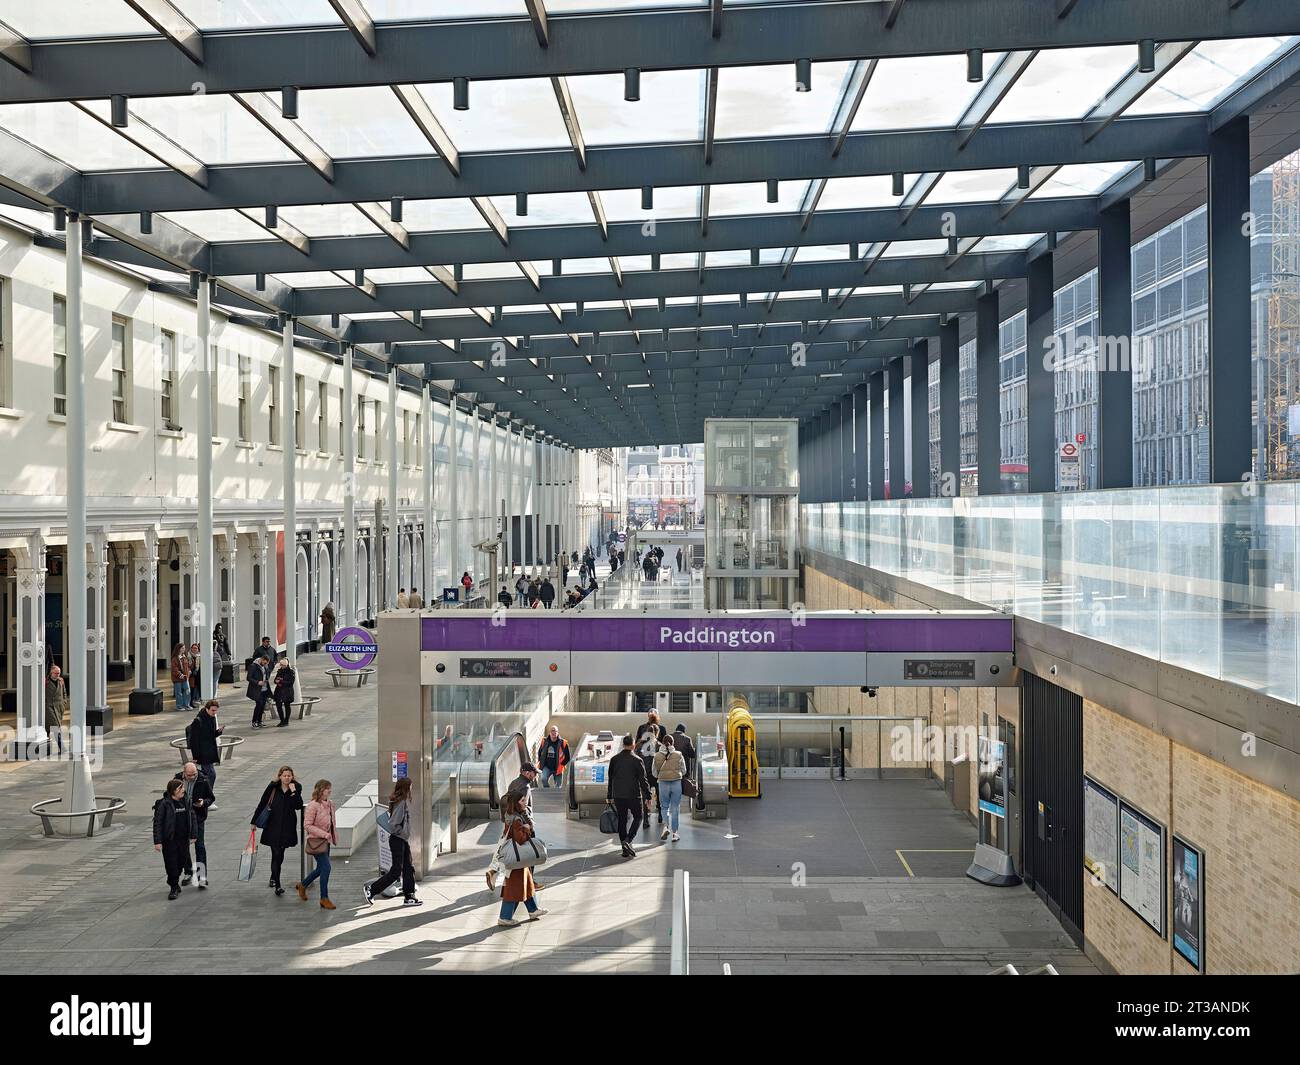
left=653, top=734, right=688, bottom=842
left=363, top=777, right=421, bottom=907
left=297, top=779, right=338, bottom=910
left=153, top=778, right=195, bottom=900
left=497, top=792, right=548, bottom=927
left=270, top=656, right=296, bottom=728
left=250, top=765, right=303, bottom=896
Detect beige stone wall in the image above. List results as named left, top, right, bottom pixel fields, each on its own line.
left=1084, top=698, right=1300, bottom=975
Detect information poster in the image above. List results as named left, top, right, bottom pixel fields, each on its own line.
left=1172, top=835, right=1205, bottom=972
left=977, top=734, right=1006, bottom=818
left=1083, top=776, right=1119, bottom=893
left=1119, top=800, right=1165, bottom=936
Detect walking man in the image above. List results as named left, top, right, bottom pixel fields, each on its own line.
left=606, top=735, right=651, bottom=858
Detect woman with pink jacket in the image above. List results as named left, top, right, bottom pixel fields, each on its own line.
left=296, top=779, right=338, bottom=910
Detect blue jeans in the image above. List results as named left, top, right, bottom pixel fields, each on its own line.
left=659, top=779, right=683, bottom=833
left=173, top=681, right=190, bottom=709
left=302, top=851, right=332, bottom=898
left=500, top=896, right=538, bottom=921
left=540, top=767, right=562, bottom=788
left=201, top=763, right=217, bottom=791
left=190, top=817, right=207, bottom=869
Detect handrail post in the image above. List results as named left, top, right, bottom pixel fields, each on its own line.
left=838, top=725, right=846, bottom=780
left=877, top=721, right=883, bottom=781
left=448, top=772, right=459, bottom=853
left=671, top=868, right=689, bottom=975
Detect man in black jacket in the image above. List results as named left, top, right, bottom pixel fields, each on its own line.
left=606, top=736, right=651, bottom=858
left=187, top=699, right=224, bottom=795
left=246, top=656, right=270, bottom=728
left=178, top=762, right=215, bottom=888
left=671, top=723, right=697, bottom=779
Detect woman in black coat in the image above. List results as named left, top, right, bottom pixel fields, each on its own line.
left=250, top=765, right=303, bottom=895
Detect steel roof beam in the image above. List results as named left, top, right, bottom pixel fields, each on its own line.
left=195, top=198, right=1096, bottom=276
left=3, top=1, right=1288, bottom=102
left=0, top=20, right=31, bottom=73
left=78, top=114, right=1207, bottom=214
left=291, top=254, right=1004, bottom=316
left=122, top=1, right=204, bottom=64
left=354, top=302, right=943, bottom=344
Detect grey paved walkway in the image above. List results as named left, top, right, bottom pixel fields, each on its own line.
left=0, top=655, right=1097, bottom=975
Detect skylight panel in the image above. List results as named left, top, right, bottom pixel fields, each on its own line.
left=127, top=94, right=299, bottom=164
left=988, top=46, right=1137, bottom=124
left=295, top=87, right=430, bottom=157
left=0, top=103, right=160, bottom=170
left=160, top=210, right=273, bottom=242
left=277, top=204, right=382, bottom=237
left=566, top=69, right=705, bottom=146
left=396, top=198, right=490, bottom=231
left=0, top=1, right=158, bottom=38
left=415, top=79, right=570, bottom=151
left=714, top=62, right=856, bottom=140
left=852, top=54, right=983, bottom=131
left=493, top=192, right=595, bottom=227
left=172, top=1, right=340, bottom=30
left=815, top=175, right=897, bottom=212
left=1124, top=37, right=1298, bottom=116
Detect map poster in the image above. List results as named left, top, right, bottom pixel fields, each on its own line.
left=1119, top=800, right=1165, bottom=937
left=1172, top=835, right=1205, bottom=972
left=1083, top=776, right=1119, bottom=893
left=977, top=734, right=1006, bottom=819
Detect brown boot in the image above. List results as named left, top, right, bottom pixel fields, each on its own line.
left=320, top=899, right=336, bottom=910
left=295, top=882, right=307, bottom=901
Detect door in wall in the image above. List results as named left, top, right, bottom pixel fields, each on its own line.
left=1020, top=671, right=1084, bottom=945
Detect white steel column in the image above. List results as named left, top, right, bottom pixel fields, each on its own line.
left=195, top=278, right=214, bottom=701
left=342, top=347, right=356, bottom=628
left=504, top=420, right=515, bottom=582
left=447, top=394, right=460, bottom=588
left=421, top=380, right=433, bottom=599
left=62, top=213, right=93, bottom=812
left=65, top=214, right=88, bottom=760
left=471, top=405, right=482, bottom=549
left=488, top=413, right=499, bottom=584
left=387, top=367, right=399, bottom=609
left=281, top=318, right=296, bottom=666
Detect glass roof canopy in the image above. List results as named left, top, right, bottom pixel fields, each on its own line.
left=0, top=1, right=1294, bottom=447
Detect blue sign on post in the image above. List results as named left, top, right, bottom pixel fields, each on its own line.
left=326, top=626, right=378, bottom=670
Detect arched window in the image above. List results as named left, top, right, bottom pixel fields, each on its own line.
left=295, top=545, right=310, bottom=647
left=355, top=539, right=370, bottom=621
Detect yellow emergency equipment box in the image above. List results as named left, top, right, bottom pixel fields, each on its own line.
left=726, top=695, right=761, bottom=798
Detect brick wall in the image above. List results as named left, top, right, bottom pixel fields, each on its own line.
left=1084, top=698, right=1300, bottom=975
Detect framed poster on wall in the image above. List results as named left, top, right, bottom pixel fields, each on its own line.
left=1172, top=835, right=1205, bottom=972
left=1083, top=776, right=1119, bottom=894
left=1118, top=800, right=1165, bottom=937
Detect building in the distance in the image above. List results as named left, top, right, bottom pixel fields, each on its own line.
left=626, top=443, right=703, bottom=527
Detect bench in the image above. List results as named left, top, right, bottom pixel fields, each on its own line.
left=30, top=796, right=127, bottom=838
left=170, top=735, right=244, bottom=767
left=332, top=779, right=380, bottom=857
left=326, top=667, right=375, bottom=688
left=292, top=696, right=322, bottom=720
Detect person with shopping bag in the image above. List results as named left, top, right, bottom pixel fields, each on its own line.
left=496, top=792, right=548, bottom=928
left=297, top=779, right=338, bottom=910
left=363, top=777, right=421, bottom=907
left=249, top=765, right=303, bottom=896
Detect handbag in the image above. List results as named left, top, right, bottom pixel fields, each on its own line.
left=500, top=817, right=549, bottom=870
left=305, top=808, right=333, bottom=856
left=253, top=787, right=274, bottom=829
left=598, top=804, right=619, bottom=834
left=238, top=829, right=258, bottom=881
left=680, top=773, right=698, bottom=799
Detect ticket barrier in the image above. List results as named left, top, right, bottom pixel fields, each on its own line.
left=566, top=731, right=621, bottom=820
left=567, top=729, right=731, bottom=821
left=692, top=725, right=729, bottom=820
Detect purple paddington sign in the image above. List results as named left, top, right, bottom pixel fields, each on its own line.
left=421, top=615, right=1010, bottom=654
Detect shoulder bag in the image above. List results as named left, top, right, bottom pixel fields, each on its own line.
left=306, top=806, right=333, bottom=856
left=500, top=815, right=549, bottom=871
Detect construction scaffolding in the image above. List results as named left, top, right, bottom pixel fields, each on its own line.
left=1266, top=150, right=1300, bottom=480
